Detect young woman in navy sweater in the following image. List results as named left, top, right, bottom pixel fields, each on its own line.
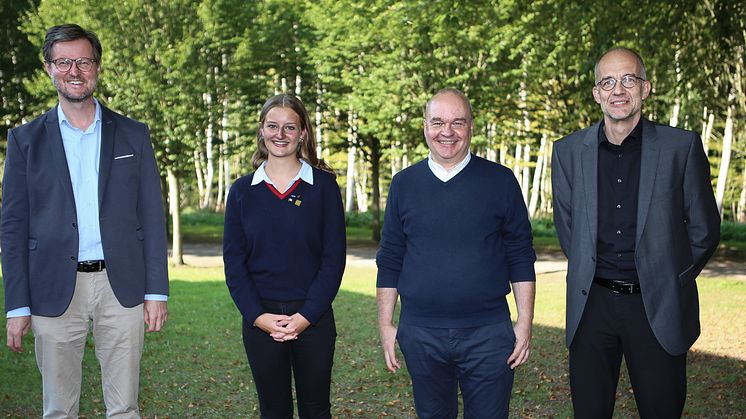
left=224, top=94, right=346, bottom=418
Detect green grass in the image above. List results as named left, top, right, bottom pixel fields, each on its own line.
left=2, top=265, right=745, bottom=418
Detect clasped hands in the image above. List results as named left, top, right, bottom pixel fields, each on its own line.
left=254, top=312, right=310, bottom=342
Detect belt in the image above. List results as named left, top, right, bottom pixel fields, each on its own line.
left=593, top=277, right=640, bottom=294
left=77, top=260, right=106, bottom=272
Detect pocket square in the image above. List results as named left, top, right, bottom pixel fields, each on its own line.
left=114, top=154, right=134, bottom=160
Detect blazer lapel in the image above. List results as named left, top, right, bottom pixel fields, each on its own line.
left=44, top=106, right=77, bottom=208
left=581, top=122, right=600, bottom=247
left=636, top=119, right=660, bottom=245
left=98, top=106, right=115, bottom=207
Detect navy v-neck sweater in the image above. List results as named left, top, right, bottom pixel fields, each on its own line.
left=224, top=167, right=346, bottom=325
left=376, top=156, right=536, bottom=328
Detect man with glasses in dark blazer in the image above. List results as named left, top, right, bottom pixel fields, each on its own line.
left=2, top=24, right=168, bottom=418
left=552, top=46, right=720, bottom=418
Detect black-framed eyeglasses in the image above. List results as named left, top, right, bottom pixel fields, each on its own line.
left=46, top=57, right=98, bottom=73
left=596, top=75, right=645, bottom=91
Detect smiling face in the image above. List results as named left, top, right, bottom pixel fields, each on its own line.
left=259, top=106, right=306, bottom=161
left=45, top=38, right=99, bottom=105
left=592, top=49, right=651, bottom=125
left=423, top=92, right=473, bottom=169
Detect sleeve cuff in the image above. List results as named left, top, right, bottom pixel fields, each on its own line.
left=144, top=294, right=168, bottom=301
left=7, top=307, right=31, bottom=318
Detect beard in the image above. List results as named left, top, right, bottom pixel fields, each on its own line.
left=52, top=75, right=97, bottom=103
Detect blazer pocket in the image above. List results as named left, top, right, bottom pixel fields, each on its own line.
left=28, top=238, right=37, bottom=250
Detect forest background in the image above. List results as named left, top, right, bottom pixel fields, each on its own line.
left=2, top=0, right=745, bottom=263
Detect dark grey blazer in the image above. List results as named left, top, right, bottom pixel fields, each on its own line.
left=551, top=118, right=720, bottom=355
left=2, top=105, right=169, bottom=317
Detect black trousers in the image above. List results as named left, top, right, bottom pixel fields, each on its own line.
left=242, top=300, right=336, bottom=419
left=570, top=283, right=687, bottom=419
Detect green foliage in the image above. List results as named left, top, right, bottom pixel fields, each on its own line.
left=721, top=221, right=746, bottom=242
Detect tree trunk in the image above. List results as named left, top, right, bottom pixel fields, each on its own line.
left=202, top=92, right=215, bottom=210
left=355, top=156, right=369, bottom=212
left=701, top=108, right=714, bottom=155
left=521, top=144, right=530, bottom=206
left=194, top=149, right=205, bottom=207
left=345, top=111, right=356, bottom=212
left=167, top=168, right=183, bottom=266
left=528, top=134, right=547, bottom=218
left=714, top=102, right=734, bottom=219
left=370, top=135, right=381, bottom=242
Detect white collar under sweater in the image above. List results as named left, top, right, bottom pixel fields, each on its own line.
left=427, top=152, right=472, bottom=182
left=251, top=159, right=314, bottom=193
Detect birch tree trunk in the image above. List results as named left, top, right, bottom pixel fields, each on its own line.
left=345, top=111, right=357, bottom=212
left=356, top=155, right=369, bottom=212
left=528, top=134, right=547, bottom=218
left=202, top=92, right=215, bottom=210
left=194, top=149, right=205, bottom=206
left=701, top=108, right=714, bottom=155
left=167, top=168, right=183, bottom=266
left=714, top=102, right=734, bottom=219
left=223, top=144, right=231, bottom=210
left=669, top=48, right=682, bottom=127
left=521, top=144, right=530, bottom=206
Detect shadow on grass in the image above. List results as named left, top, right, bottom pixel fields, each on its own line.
left=2, top=282, right=745, bottom=418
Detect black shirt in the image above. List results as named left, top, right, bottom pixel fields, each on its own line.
left=595, top=119, right=643, bottom=282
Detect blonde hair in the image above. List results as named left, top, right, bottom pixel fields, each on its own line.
left=252, top=94, right=332, bottom=173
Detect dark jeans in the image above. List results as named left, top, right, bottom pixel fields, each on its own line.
left=397, top=320, right=516, bottom=419
left=242, top=300, right=336, bottom=419
left=570, top=283, right=687, bottom=419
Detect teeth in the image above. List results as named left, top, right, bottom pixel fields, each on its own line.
left=438, top=140, right=456, bottom=145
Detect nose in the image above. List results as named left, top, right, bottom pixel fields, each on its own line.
left=68, top=63, right=81, bottom=76
left=611, top=79, right=625, bottom=95
left=441, top=123, right=454, bottom=136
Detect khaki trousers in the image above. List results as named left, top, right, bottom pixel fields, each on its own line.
left=32, top=270, right=144, bottom=419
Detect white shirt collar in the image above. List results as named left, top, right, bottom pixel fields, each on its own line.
left=251, top=159, right=314, bottom=192
left=427, top=151, right=471, bottom=182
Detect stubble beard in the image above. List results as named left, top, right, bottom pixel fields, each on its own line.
left=52, top=75, right=97, bottom=103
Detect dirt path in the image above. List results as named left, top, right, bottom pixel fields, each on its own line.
left=174, top=242, right=745, bottom=280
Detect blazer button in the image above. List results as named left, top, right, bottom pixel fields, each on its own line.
left=72, top=222, right=77, bottom=229
left=582, top=290, right=587, bottom=295
left=70, top=256, right=76, bottom=261
left=591, top=256, right=596, bottom=262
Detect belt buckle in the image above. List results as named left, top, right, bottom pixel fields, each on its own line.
left=626, top=283, right=635, bottom=294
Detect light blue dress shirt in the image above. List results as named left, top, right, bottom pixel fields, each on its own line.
left=6, top=100, right=165, bottom=318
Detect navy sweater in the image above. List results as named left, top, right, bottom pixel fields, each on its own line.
left=224, top=167, right=346, bottom=325
left=376, top=156, right=536, bottom=328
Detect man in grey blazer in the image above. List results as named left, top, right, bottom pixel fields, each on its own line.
left=2, top=24, right=168, bottom=418
left=551, top=47, right=720, bottom=418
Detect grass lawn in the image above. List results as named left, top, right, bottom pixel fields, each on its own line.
left=1, top=263, right=745, bottom=418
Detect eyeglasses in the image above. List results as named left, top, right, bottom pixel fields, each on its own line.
left=426, top=119, right=470, bottom=131
left=263, top=122, right=300, bottom=134
left=46, top=57, right=98, bottom=73
left=596, top=75, right=645, bottom=91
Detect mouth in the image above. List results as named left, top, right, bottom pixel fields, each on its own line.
left=270, top=140, right=290, bottom=146
left=435, top=139, right=457, bottom=145
left=609, top=99, right=629, bottom=106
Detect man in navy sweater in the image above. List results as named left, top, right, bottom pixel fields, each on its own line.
left=376, top=89, right=536, bottom=418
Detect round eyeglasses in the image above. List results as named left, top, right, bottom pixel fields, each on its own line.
left=46, top=57, right=98, bottom=73
left=596, top=75, right=645, bottom=91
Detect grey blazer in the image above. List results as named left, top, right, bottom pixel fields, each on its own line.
left=2, top=105, right=169, bottom=317
left=551, top=118, right=720, bottom=355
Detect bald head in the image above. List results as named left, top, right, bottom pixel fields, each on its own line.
left=594, top=47, right=647, bottom=82
left=424, top=88, right=473, bottom=121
